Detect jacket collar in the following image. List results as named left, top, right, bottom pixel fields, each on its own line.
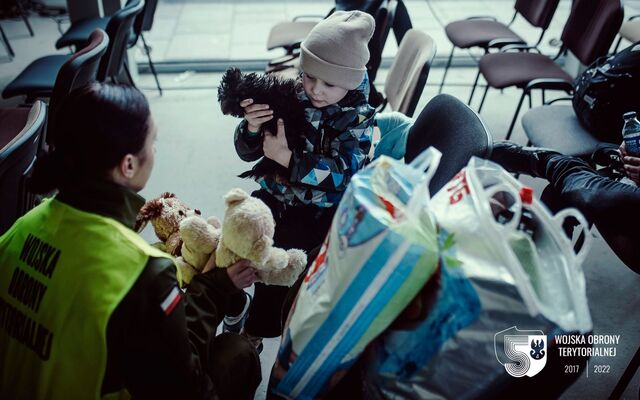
left=57, top=179, right=145, bottom=230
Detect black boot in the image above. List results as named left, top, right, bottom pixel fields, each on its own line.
left=490, top=141, right=560, bottom=178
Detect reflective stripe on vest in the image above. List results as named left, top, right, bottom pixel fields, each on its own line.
left=0, top=198, right=172, bottom=399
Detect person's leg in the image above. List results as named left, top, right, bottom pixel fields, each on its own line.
left=242, top=193, right=335, bottom=340
left=222, top=291, right=251, bottom=333
left=544, top=155, right=640, bottom=236
left=208, top=332, right=261, bottom=400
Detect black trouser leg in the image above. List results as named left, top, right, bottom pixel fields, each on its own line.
left=243, top=190, right=336, bottom=337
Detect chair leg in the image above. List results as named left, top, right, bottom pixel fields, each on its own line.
left=123, top=62, right=137, bottom=88
left=141, top=34, right=162, bottom=96
left=612, top=36, right=623, bottom=54
left=468, top=69, right=481, bottom=106
left=506, top=90, right=528, bottom=141
left=477, top=85, right=489, bottom=113
left=610, top=344, right=640, bottom=400
left=438, top=46, right=454, bottom=94
left=15, top=0, right=34, bottom=36
left=0, top=24, right=14, bottom=58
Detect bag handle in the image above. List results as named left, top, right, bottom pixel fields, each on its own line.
left=408, top=147, right=442, bottom=183
left=553, top=208, right=592, bottom=264
left=481, top=183, right=523, bottom=233
left=406, top=147, right=442, bottom=214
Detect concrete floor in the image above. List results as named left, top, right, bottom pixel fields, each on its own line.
left=1, top=1, right=640, bottom=399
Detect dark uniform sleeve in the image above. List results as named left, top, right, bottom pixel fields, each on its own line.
left=234, top=120, right=264, bottom=162
left=102, top=257, right=239, bottom=399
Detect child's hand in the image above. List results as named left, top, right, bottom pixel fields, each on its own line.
left=240, top=98, right=273, bottom=133
left=263, top=119, right=292, bottom=168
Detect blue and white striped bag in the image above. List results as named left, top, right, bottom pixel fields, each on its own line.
left=271, top=148, right=443, bottom=400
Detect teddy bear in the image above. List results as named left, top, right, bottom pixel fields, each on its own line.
left=215, top=188, right=307, bottom=286
left=135, top=192, right=221, bottom=285
left=135, top=192, right=194, bottom=256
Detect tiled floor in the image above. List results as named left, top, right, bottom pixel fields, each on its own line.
left=1, top=1, right=640, bottom=399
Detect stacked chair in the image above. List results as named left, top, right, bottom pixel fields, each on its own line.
left=377, top=29, right=436, bottom=117
left=475, top=0, right=623, bottom=140
left=2, top=0, right=143, bottom=101
left=54, top=0, right=162, bottom=95
left=439, top=0, right=560, bottom=98
left=613, top=15, right=640, bottom=53
left=0, top=101, right=46, bottom=234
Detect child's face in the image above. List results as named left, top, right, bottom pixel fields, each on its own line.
left=302, top=72, right=348, bottom=108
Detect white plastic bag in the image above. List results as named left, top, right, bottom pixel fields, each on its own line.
left=362, top=156, right=593, bottom=400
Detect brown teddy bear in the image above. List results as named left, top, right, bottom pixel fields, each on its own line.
left=135, top=192, right=194, bottom=256
left=135, top=192, right=221, bottom=285
left=216, top=188, right=307, bottom=286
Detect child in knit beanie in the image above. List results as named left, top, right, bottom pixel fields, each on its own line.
left=227, top=11, right=378, bottom=349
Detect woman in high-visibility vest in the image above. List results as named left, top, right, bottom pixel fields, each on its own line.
left=0, top=82, right=262, bottom=400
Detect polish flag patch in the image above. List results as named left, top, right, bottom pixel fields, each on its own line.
left=160, top=286, right=182, bottom=316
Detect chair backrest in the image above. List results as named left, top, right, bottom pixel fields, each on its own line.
left=48, top=29, right=109, bottom=147
left=0, top=101, right=47, bottom=234
left=138, top=0, right=158, bottom=33
left=97, top=0, right=145, bottom=82
left=514, top=0, right=560, bottom=30
left=384, top=29, right=436, bottom=117
left=404, top=94, right=493, bottom=193
left=366, top=0, right=394, bottom=82
left=560, top=0, right=624, bottom=65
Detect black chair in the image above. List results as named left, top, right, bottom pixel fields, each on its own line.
left=55, top=0, right=162, bottom=95
left=475, top=0, right=624, bottom=140
left=0, top=100, right=47, bottom=234
left=2, top=0, right=142, bottom=100
left=49, top=29, right=109, bottom=147
left=404, top=94, right=493, bottom=193
left=3, top=29, right=108, bottom=147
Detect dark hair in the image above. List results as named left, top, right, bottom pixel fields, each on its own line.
left=31, top=82, right=151, bottom=193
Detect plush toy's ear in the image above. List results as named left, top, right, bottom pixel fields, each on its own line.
left=207, top=216, right=222, bottom=229
left=161, top=192, right=176, bottom=199
left=224, top=188, right=249, bottom=206
left=135, top=199, right=163, bottom=232
left=253, top=234, right=273, bottom=262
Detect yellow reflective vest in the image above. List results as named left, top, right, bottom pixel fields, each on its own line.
left=0, top=198, right=171, bottom=399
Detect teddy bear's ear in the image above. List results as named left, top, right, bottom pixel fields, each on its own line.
left=224, top=188, right=249, bottom=206
left=161, top=192, right=176, bottom=199
left=135, top=199, right=164, bottom=232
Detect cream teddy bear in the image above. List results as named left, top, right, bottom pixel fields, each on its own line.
left=216, top=188, right=307, bottom=286
left=175, top=215, right=221, bottom=284
left=136, top=192, right=221, bottom=285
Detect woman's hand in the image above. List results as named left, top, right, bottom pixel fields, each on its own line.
left=226, top=260, right=259, bottom=289
left=202, top=252, right=258, bottom=289
left=263, top=119, right=292, bottom=168
left=240, top=98, right=273, bottom=133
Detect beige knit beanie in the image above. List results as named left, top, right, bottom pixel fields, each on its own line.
left=300, top=10, right=375, bottom=90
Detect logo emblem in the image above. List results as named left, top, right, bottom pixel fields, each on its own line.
left=495, top=326, right=547, bottom=377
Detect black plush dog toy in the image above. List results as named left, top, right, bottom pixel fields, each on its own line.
left=217, top=67, right=312, bottom=180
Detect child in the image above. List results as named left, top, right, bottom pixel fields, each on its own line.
left=224, top=11, right=377, bottom=350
